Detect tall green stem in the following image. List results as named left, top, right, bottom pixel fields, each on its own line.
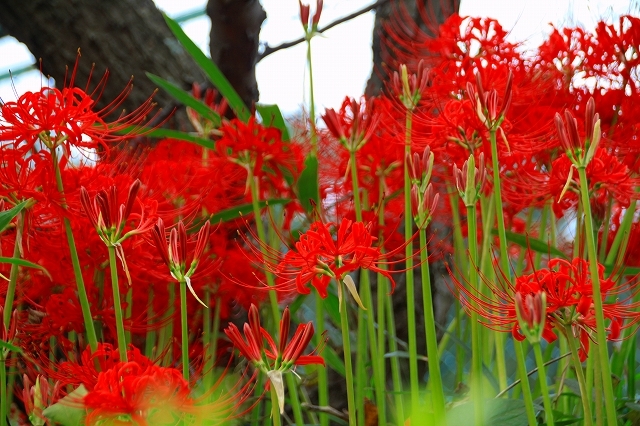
left=270, top=386, right=282, bottom=426
left=248, top=175, right=304, bottom=425
left=532, top=342, right=555, bottom=426
left=340, top=281, right=357, bottom=426
left=565, top=324, right=593, bottom=425
left=0, top=356, right=6, bottom=426
left=488, top=130, right=536, bottom=424
left=419, top=229, right=446, bottom=423
left=576, top=166, right=617, bottom=426
left=107, top=245, right=128, bottom=362
left=179, top=280, right=189, bottom=382
left=348, top=150, right=385, bottom=424
left=51, top=149, right=98, bottom=353
left=306, top=38, right=318, bottom=156
left=315, top=295, right=329, bottom=426
left=402, top=110, right=420, bottom=415
left=466, top=204, right=484, bottom=426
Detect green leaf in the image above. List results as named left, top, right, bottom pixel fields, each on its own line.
left=256, top=104, right=290, bottom=141
left=42, top=385, right=88, bottom=426
left=209, top=199, right=290, bottom=224
left=322, top=292, right=340, bottom=326
left=297, top=155, right=319, bottom=213
left=0, top=257, right=51, bottom=279
left=146, top=73, right=221, bottom=127
left=0, top=199, right=29, bottom=233
left=117, top=126, right=215, bottom=149
left=163, top=14, right=250, bottom=122
left=0, top=340, right=22, bottom=354
left=447, top=399, right=532, bottom=426
left=492, top=229, right=568, bottom=259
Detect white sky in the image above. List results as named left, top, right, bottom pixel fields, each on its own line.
left=0, top=0, right=636, bottom=116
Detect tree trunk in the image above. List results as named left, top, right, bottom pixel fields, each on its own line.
left=0, top=0, right=204, bottom=128
left=207, top=0, right=266, bottom=111
left=366, top=0, right=458, bottom=96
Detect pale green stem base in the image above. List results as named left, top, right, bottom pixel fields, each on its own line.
left=108, top=245, right=128, bottom=362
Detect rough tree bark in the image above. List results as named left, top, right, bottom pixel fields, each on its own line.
left=207, top=0, right=266, bottom=110
left=0, top=0, right=206, bottom=127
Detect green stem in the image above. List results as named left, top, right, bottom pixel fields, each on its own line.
left=270, top=386, right=282, bottom=426
left=179, top=280, right=189, bottom=382
left=419, top=228, right=446, bottom=423
left=315, top=295, right=329, bottom=426
left=576, top=166, right=617, bottom=426
left=403, top=110, right=420, bottom=415
left=385, top=279, right=405, bottom=424
left=107, top=245, right=128, bottom=362
left=349, top=150, right=385, bottom=424
left=145, top=286, right=156, bottom=359
left=488, top=129, right=537, bottom=423
left=306, top=38, right=318, bottom=157
left=466, top=204, right=484, bottom=426
left=51, top=149, right=98, bottom=353
left=533, top=342, right=555, bottom=426
left=340, top=281, right=357, bottom=426
left=3, top=212, right=23, bottom=330
left=248, top=174, right=304, bottom=425
left=204, top=293, right=221, bottom=393
left=565, top=324, right=593, bottom=425
left=0, top=356, right=6, bottom=426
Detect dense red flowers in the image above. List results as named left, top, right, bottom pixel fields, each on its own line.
left=453, top=258, right=640, bottom=360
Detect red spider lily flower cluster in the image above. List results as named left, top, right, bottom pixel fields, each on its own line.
left=322, top=97, right=380, bottom=153
left=266, top=217, right=409, bottom=309
left=390, top=61, right=430, bottom=110
left=453, top=258, right=640, bottom=360
left=21, top=375, right=62, bottom=426
left=152, top=218, right=211, bottom=307
left=299, top=0, right=323, bottom=32
left=466, top=70, right=513, bottom=131
left=224, top=304, right=324, bottom=413
left=0, top=55, right=157, bottom=156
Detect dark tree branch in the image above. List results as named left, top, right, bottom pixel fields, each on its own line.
left=258, top=0, right=389, bottom=61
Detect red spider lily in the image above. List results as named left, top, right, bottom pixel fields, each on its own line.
left=299, top=0, right=323, bottom=31
left=555, top=97, right=601, bottom=166
left=0, top=56, right=157, bottom=156
left=322, top=97, right=380, bottom=153
left=80, top=179, right=157, bottom=246
left=21, top=375, right=62, bottom=426
left=186, top=83, right=227, bottom=138
left=389, top=61, right=430, bottom=110
left=83, top=361, right=195, bottom=426
left=224, top=304, right=324, bottom=413
left=466, top=70, right=513, bottom=131
left=215, top=117, right=301, bottom=193
left=239, top=216, right=418, bottom=309
left=450, top=257, right=640, bottom=361
left=152, top=218, right=211, bottom=307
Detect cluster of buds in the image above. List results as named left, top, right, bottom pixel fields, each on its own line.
left=322, top=97, right=379, bottom=153
left=514, top=291, right=547, bottom=344
left=391, top=61, right=430, bottom=111
left=408, top=147, right=439, bottom=229
left=453, top=153, right=487, bottom=206
left=152, top=219, right=211, bottom=307
left=186, top=83, right=226, bottom=139
left=466, top=71, right=513, bottom=131
left=555, top=97, right=601, bottom=168
left=80, top=180, right=155, bottom=247
left=22, top=375, right=62, bottom=426
left=224, top=304, right=324, bottom=413
left=299, top=0, right=323, bottom=34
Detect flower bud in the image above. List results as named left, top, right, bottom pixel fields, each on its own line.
left=515, top=291, right=546, bottom=344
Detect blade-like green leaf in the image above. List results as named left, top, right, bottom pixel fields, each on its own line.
left=163, top=14, right=250, bottom=122
left=117, top=126, right=215, bottom=149
left=256, top=104, right=290, bottom=141
left=146, top=73, right=221, bottom=127
left=210, top=199, right=290, bottom=224
left=298, top=155, right=319, bottom=213
left=0, top=340, right=22, bottom=354
left=0, top=199, right=30, bottom=233
left=492, top=229, right=568, bottom=259
left=0, top=257, right=51, bottom=279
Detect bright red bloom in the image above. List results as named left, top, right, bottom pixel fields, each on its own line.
left=275, top=218, right=402, bottom=299
left=83, top=361, right=194, bottom=425
left=452, top=258, right=640, bottom=361
left=0, top=57, right=157, bottom=156
left=224, top=304, right=324, bottom=413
